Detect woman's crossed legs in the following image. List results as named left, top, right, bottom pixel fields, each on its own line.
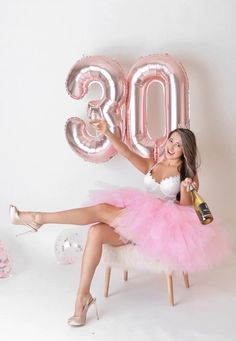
left=16, top=203, right=126, bottom=320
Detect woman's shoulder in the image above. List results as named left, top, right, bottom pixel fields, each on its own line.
left=146, top=158, right=157, bottom=171
left=148, top=159, right=168, bottom=171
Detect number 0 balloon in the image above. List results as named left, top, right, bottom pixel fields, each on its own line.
left=126, top=54, right=190, bottom=159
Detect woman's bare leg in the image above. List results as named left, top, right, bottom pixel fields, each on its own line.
left=72, top=223, right=125, bottom=317
left=18, top=204, right=123, bottom=229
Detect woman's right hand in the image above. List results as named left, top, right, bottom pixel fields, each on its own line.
left=93, top=119, right=109, bottom=136
left=90, top=117, right=153, bottom=174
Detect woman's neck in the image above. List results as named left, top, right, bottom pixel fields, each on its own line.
left=164, top=158, right=182, bottom=168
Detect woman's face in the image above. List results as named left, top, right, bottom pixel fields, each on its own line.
left=164, top=131, right=183, bottom=161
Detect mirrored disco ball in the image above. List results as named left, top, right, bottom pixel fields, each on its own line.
left=54, top=230, right=83, bottom=265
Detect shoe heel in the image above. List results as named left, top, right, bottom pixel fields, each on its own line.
left=16, top=230, right=35, bottom=237
left=93, top=298, right=99, bottom=320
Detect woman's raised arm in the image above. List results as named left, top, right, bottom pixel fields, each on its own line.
left=95, top=119, right=154, bottom=174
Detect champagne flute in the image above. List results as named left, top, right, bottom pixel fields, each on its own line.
left=89, top=111, right=102, bottom=140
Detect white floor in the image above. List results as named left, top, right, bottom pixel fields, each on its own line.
left=1, top=233, right=236, bottom=341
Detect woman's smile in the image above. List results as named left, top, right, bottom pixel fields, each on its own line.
left=165, top=131, right=183, bottom=160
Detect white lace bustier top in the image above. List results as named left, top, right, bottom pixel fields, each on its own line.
left=144, top=169, right=180, bottom=200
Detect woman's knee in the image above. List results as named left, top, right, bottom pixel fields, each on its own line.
left=88, top=223, right=125, bottom=247
left=94, top=203, right=122, bottom=224
left=88, top=223, right=106, bottom=243
left=94, top=203, right=112, bottom=216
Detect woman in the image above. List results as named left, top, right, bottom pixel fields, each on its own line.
left=9, top=120, right=230, bottom=326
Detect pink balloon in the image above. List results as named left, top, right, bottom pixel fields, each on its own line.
left=65, top=56, right=127, bottom=163
left=125, top=54, right=190, bottom=160
left=0, top=241, right=11, bottom=278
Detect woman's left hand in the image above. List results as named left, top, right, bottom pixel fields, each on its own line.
left=181, top=178, right=197, bottom=192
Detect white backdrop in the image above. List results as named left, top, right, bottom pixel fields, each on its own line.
left=1, top=0, right=236, bottom=256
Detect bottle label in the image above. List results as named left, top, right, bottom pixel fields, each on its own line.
left=199, top=203, right=211, bottom=215
left=196, top=203, right=213, bottom=225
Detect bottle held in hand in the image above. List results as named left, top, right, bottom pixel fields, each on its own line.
left=189, top=184, right=214, bottom=225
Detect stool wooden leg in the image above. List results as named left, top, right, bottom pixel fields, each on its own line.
left=104, top=267, right=111, bottom=297
left=124, top=270, right=128, bottom=281
left=166, top=274, right=174, bottom=306
left=183, top=272, right=190, bottom=288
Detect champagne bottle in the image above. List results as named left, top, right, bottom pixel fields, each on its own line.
left=189, top=184, right=214, bottom=225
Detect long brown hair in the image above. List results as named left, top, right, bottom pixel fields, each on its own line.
left=168, top=128, right=200, bottom=200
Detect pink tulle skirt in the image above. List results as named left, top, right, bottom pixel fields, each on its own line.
left=87, top=186, right=232, bottom=273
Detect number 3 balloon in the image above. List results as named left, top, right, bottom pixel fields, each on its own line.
left=65, top=54, right=189, bottom=162
left=65, top=56, right=127, bottom=163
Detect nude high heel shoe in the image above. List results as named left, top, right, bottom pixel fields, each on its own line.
left=9, top=205, right=42, bottom=236
left=67, top=297, right=99, bottom=327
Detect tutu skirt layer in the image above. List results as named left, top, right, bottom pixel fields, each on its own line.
left=88, top=187, right=231, bottom=273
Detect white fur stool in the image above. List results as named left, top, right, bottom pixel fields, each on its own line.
left=102, top=244, right=190, bottom=306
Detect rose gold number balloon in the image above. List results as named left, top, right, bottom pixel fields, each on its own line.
left=126, top=54, right=190, bottom=160
left=65, top=56, right=127, bottom=162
